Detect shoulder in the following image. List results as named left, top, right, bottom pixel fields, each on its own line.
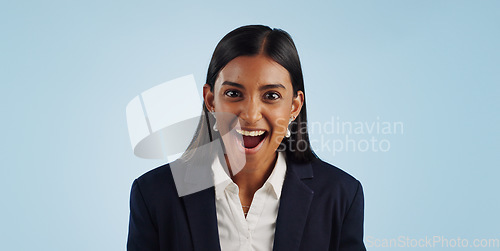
left=132, top=161, right=179, bottom=203
left=132, top=157, right=211, bottom=200
left=303, top=157, right=363, bottom=198
left=311, top=158, right=360, bottom=184
left=135, top=162, right=172, bottom=187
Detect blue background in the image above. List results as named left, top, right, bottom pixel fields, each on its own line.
left=1, top=0, right=498, bottom=250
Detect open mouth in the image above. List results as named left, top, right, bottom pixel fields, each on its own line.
left=236, top=129, right=268, bottom=149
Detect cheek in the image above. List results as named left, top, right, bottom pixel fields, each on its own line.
left=268, top=111, right=291, bottom=138
left=268, top=119, right=288, bottom=147
left=215, top=96, right=239, bottom=113
left=272, top=116, right=288, bottom=131
left=215, top=112, right=240, bottom=135
left=214, top=97, right=238, bottom=116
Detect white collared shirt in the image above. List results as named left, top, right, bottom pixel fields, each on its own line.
left=211, top=152, right=287, bottom=251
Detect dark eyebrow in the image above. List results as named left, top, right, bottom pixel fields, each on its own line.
left=221, top=81, right=286, bottom=91
left=259, top=84, right=286, bottom=91
left=221, top=81, right=245, bottom=89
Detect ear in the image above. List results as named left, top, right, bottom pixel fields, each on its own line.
left=291, top=90, right=304, bottom=120
left=203, top=84, right=215, bottom=111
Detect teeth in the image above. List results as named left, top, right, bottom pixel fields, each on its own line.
left=236, top=129, right=266, bottom=136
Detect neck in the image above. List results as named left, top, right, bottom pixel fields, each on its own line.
left=225, top=152, right=278, bottom=197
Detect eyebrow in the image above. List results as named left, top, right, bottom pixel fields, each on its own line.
left=221, top=81, right=286, bottom=91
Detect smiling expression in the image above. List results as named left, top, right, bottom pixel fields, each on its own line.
left=204, top=54, right=304, bottom=170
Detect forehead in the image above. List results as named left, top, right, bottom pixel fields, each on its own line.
left=217, top=55, right=291, bottom=88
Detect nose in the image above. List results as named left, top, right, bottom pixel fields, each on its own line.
left=239, top=98, right=262, bottom=124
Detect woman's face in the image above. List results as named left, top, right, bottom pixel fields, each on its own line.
left=204, top=55, right=304, bottom=171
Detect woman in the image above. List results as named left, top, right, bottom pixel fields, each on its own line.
left=127, top=25, right=366, bottom=251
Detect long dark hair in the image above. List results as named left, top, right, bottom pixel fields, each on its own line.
left=182, top=25, right=317, bottom=164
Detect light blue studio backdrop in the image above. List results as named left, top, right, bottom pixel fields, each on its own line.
left=1, top=0, right=498, bottom=250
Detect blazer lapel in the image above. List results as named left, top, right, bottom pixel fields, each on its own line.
left=182, top=187, right=221, bottom=251
left=176, top=149, right=222, bottom=251
left=273, top=160, right=314, bottom=251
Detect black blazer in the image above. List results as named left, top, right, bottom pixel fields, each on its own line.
left=127, top=156, right=366, bottom=251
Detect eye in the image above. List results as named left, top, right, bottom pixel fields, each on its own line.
left=264, top=92, right=281, bottom=100
left=224, top=90, right=242, bottom=98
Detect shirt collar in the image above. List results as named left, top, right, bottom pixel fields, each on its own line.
left=211, top=154, right=233, bottom=200
left=266, top=151, right=287, bottom=200
left=211, top=152, right=287, bottom=200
